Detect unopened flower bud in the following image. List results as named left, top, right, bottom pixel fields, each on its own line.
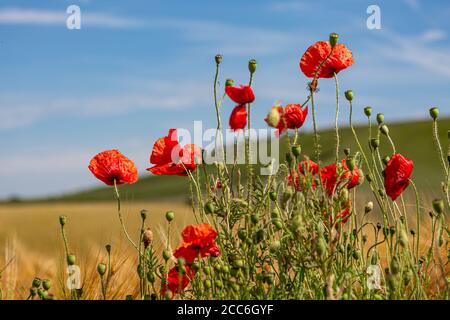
left=105, top=244, right=111, bottom=254
left=32, top=277, right=42, bottom=288
left=344, top=90, right=353, bottom=102
left=215, top=54, right=222, bottom=65
left=329, top=33, right=339, bottom=47
left=364, top=201, right=374, bottom=214
left=370, top=138, right=380, bottom=149
left=30, top=287, right=37, bottom=297
left=143, top=228, right=153, bottom=248
left=204, top=201, right=215, bottom=214
left=97, top=263, right=107, bottom=276
left=380, top=124, right=389, bottom=135
left=140, top=209, right=148, bottom=221
left=42, top=279, right=51, bottom=290
left=291, top=145, right=301, bottom=157
left=376, top=113, right=384, bottom=124
left=429, top=107, right=439, bottom=120
left=266, top=107, right=281, bottom=127
left=164, top=291, right=173, bottom=300
left=147, top=271, right=156, bottom=283
left=250, top=214, right=259, bottom=224
left=225, top=79, right=234, bottom=87
left=59, top=215, right=67, bottom=226
left=248, top=59, right=257, bottom=74
left=269, top=191, right=277, bottom=202
left=432, top=199, right=445, bottom=215
left=67, top=254, right=76, bottom=266
left=364, top=106, right=372, bottom=117
left=346, top=158, right=356, bottom=171
left=165, top=211, right=175, bottom=222
left=162, top=249, right=172, bottom=261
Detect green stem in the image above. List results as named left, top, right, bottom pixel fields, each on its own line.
left=113, top=180, right=139, bottom=251
left=333, top=73, right=340, bottom=164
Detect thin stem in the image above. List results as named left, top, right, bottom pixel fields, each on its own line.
left=310, top=89, right=320, bottom=163
left=113, top=180, right=139, bottom=251
left=333, top=72, right=340, bottom=164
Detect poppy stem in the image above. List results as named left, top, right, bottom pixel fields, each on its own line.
left=333, top=72, right=340, bottom=164
left=113, top=180, right=139, bottom=251
left=309, top=88, right=320, bottom=163
left=247, top=73, right=254, bottom=210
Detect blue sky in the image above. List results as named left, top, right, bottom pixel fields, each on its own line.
left=0, top=0, right=449, bottom=199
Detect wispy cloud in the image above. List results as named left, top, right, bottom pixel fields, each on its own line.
left=403, top=0, right=421, bottom=11
left=0, top=7, right=143, bottom=28
left=418, top=29, right=446, bottom=43
left=0, top=81, right=210, bottom=130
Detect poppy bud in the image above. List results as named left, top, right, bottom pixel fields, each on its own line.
left=329, top=33, right=339, bottom=47
left=382, top=156, right=390, bottom=165
left=147, top=271, right=156, bottom=283
left=269, top=191, right=277, bottom=201
left=38, top=289, right=48, bottom=300
left=225, top=79, right=234, bottom=87
left=248, top=59, right=257, bottom=74
left=344, top=90, right=353, bottom=102
left=32, top=277, right=42, bottom=288
left=204, top=201, right=215, bottom=214
left=204, top=279, right=212, bottom=289
left=283, top=186, right=294, bottom=202
left=364, top=201, right=373, bottom=214
left=140, top=209, right=148, bottom=221
left=376, top=113, right=384, bottom=124
left=238, top=229, right=247, bottom=240
left=432, top=199, right=445, bottom=215
left=164, top=291, right=173, bottom=300
left=178, top=257, right=186, bottom=266
left=266, top=107, right=281, bottom=127
left=30, top=287, right=37, bottom=297
left=340, top=188, right=349, bottom=201
left=272, top=218, right=283, bottom=230
left=59, top=215, right=67, bottom=226
left=365, top=173, right=372, bottom=183
left=165, top=211, right=174, bottom=222
left=291, top=145, right=302, bottom=157
left=380, top=124, right=389, bottom=135
left=352, top=250, right=361, bottom=260
left=346, top=158, right=356, bottom=171
left=370, top=138, right=380, bottom=149
left=162, top=249, right=171, bottom=261
left=215, top=54, right=222, bottom=65
left=398, top=229, right=408, bottom=248
left=215, top=279, right=224, bottom=288
left=143, top=228, right=153, bottom=248
left=364, top=106, right=372, bottom=117
left=67, top=254, right=76, bottom=266
left=429, top=107, right=439, bottom=120
left=105, top=244, right=111, bottom=254
left=97, top=263, right=107, bottom=276
left=42, top=279, right=51, bottom=290
left=250, top=214, right=259, bottom=224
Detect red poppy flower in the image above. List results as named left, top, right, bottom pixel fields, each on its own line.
left=320, top=160, right=360, bottom=195
left=162, top=265, right=197, bottom=296
left=225, top=84, right=255, bottom=105
left=88, top=150, right=138, bottom=186
left=147, top=129, right=202, bottom=176
left=288, top=160, right=320, bottom=191
left=300, top=41, right=354, bottom=79
left=384, top=153, right=413, bottom=201
left=173, top=223, right=220, bottom=264
left=229, top=105, right=247, bottom=131
left=265, top=104, right=308, bottom=137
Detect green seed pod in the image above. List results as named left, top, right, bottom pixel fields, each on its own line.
left=233, top=259, right=244, bottom=268
left=30, top=287, right=37, bottom=297
left=390, top=256, right=400, bottom=275
left=38, top=289, right=48, bottom=300
left=238, top=229, right=247, bottom=241
left=316, top=237, right=327, bottom=258
left=162, top=249, right=172, bottom=261
left=178, top=257, right=186, bottom=266
left=373, top=294, right=383, bottom=300
left=347, top=158, right=356, bottom=171
left=42, top=279, right=51, bottom=291
left=67, top=254, right=76, bottom=266
left=204, top=279, right=212, bottom=289
left=429, top=107, right=439, bottom=120
left=203, top=266, right=211, bottom=275
left=97, top=263, right=107, bottom=276
left=380, top=124, right=389, bottom=135
left=329, top=32, right=339, bottom=47
left=370, top=138, right=380, bottom=149
left=272, top=218, right=283, bottom=230
left=225, top=79, right=234, bottom=87
left=376, top=113, right=384, bottom=124
left=215, top=54, right=222, bottom=65
left=59, top=215, right=67, bottom=226
left=137, top=264, right=144, bottom=278
left=147, top=271, right=156, bottom=283
left=291, top=145, right=302, bottom=157
left=352, top=250, right=361, bottom=260
left=32, top=277, right=42, bottom=288
left=215, top=279, right=224, bottom=288
left=221, top=266, right=230, bottom=274
left=283, top=186, right=294, bottom=202
left=164, top=291, right=173, bottom=300
left=403, top=268, right=413, bottom=285
left=204, top=202, right=215, bottom=214
left=344, top=90, right=354, bottom=102
left=432, top=199, right=445, bottom=215
left=269, top=191, right=277, bottom=201
left=165, top=211, right=175, bottom=222
left=250, top=214, right=259, bottom=224
left=364, top=106, right=372, bottom=117
left=248, top=59, right=257, bottom=74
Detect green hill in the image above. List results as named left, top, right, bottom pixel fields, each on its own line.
left=24, top=117, right=450, bottom=203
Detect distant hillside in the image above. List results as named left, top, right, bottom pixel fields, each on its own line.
left=22, top=118, right=450, bottom=203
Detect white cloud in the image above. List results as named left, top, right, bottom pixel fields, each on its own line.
left=419, top=29, right=446, bottom=43
left=0, top=81, right=210, bottom=130
left=0, top=7, right=143, bottom=28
